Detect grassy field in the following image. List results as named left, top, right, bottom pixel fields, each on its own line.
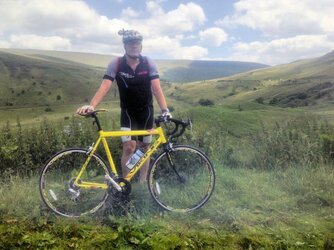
left=1, top=48, right=334, bottom=249
left=1, top=104, right=334, bottom=249
left=1, top=164, right=333, bottom=249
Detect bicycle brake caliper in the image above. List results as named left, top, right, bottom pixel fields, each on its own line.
left=165, top=142, right=175, bottom=153
left=86, top=143, right=95, bottom=155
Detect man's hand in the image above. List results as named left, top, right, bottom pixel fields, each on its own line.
left=76, top=105, right=94, bottom=115
left=161, top=108, right=172, bottom=119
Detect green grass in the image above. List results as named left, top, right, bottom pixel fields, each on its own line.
left=1, top=47, right=334, bottom=248
left=1, top=165, right=333, bottom=249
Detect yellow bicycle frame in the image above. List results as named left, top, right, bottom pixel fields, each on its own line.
left=74, top=126, right=167, bottom=189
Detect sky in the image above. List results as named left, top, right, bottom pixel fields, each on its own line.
left=0, top=0, right=334, bottom=65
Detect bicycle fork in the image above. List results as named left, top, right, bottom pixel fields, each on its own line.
left=166, top=151, right=186, bottom=183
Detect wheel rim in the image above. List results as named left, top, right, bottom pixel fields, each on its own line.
left=40, top=149, right=109, bottom=217
left=148, top=146, right=215, bottom=212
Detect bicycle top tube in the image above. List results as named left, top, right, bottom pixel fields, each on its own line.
left=79, top=109, right=191, bottom=140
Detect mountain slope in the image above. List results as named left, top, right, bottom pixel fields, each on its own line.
left=0, top=48, right=268, bottom=82
left=158, top=60, right=268, bottom=82
left=0, top=48, right=269, bottom=108
left=228, top=50, right=334, bottom=80
left=167, top=50, right=334, bottom=112
left=0, top=50, right=105, bottom=107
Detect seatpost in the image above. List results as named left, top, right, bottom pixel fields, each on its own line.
left=92, top=113, right=102, bottom=131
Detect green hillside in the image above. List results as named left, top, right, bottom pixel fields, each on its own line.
left=228, top=50, right=334, bottom=80
left=0, top=50, right=116, bottom=108
left=1, top=48, right=334, bottom=124
left=168, top=50, right=334, bottom=122
left=1, top=49, right=334, bottom=249
left=158, top=59, right=268, bottom=82
left=0, top=48, right=268, bottom=83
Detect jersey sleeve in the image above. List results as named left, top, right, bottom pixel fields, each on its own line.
left=146, top=57, right=159, bottom=80
left=103, top=58, right=119, bottom=81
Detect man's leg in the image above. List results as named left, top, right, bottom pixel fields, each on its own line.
left=121, top=140, right=136, bottom=177
left=137, top=141, right=150, bottom=183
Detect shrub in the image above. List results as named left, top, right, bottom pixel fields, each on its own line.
left=269, top=97, right=279, bottom=105
left=198, top=99, right=215, bottom=106
left=44, top=107, right=53, bottom=112
left=250, top=115, right=334, bottom=170
left=255, top=97, right=264, bottom=104
left=0, top=117, right=122, bottom=176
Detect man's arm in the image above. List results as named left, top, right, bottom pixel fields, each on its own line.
left=77, top=79, right=113, bottom=114
left=151, top=78, right=168, bottom=112
left=90, top=79, right=113, bottom=108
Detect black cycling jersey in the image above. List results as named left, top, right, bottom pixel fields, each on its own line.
left=103, top=55, right=159, bottom=110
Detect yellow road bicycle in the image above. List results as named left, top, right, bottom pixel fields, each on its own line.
left=39, top=110, right=215, bottom=217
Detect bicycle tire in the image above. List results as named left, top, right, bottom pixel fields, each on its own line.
left=39, top=148, right=111, bottom=217
left=148, top=145, right=215, bottom=212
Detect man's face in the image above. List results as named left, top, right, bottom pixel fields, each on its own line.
left=124, top=40, right=142, bottom=58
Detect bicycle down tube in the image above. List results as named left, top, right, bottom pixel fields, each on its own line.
left=74, top=126, right=167, bottom=189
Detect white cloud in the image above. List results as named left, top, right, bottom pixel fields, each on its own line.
left=144, top=36, right=208, bottom=59
left=230, top=35, right=334, bottom=65
left=144, top=2, right=206, bottom=36
left=218, top=0, right=334, bottom=37
left=0, top=40, right=10, bottom=48
left=0, top=0, right=126, bottom=43
left=121, top=2, right=207, bottom=59
left=215, top=0, right=334, bottom=64
left=146, top=1, right=164, bottom=16
left=169, top=45, right=208, bottom=60
left=0, top=0, right=208, bottom=60
left=199, top=27, right=228, bottom=47
left=121, top=7, right=141, bottom=19
left=9, top=34, right=71, bottom=51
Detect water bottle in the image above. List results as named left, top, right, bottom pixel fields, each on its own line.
left=126, top=149, right=144, bottom=170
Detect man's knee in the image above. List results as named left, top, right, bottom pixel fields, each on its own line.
left=123, top=141, right=136, bottom=155
left=138, top=141, right=150, bottom=151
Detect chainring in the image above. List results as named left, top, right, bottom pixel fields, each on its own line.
left=108, top=177, right=132, bottom=197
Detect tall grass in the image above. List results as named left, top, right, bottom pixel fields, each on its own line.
left=1, top=163, right=333, bottom=248
left=1, top=109, right=334, bottom=248
left=0, top=114, right=122, bottom=177
left=179, top=108, right=334, bottom=171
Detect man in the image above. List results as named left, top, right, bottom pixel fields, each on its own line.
left=77, top=29, right=171, bottom=183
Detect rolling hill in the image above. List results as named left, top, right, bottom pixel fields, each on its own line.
left=0, top=50, right=105, bottom=107
left=0, top=48, right=268, bottom=108
left=0, top=48, right=268, bottom=82
left=227, top=50, right=334, bottom=80
left=168, top=50, right=334, bottom=118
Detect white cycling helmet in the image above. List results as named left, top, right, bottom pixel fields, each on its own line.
left=118, top=29, right=143, bottom=44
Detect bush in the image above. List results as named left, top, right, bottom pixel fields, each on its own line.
left=250, top=115, right=334, bottom=170
left=269, top=97, right=279, bottom=105
left=0, top=117, right=122, bottom=176
left=44, top=107, right=53, bottom=112
left=198, top=99, right=215, bottom=106
left=255, top=97, right=264, bottom=104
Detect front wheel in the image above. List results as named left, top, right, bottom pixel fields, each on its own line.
left=39, top=148, right=111, bottom=217
left=148, top=145, right=215, bottom=212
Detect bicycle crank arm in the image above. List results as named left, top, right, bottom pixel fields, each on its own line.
left=105, top=175, right=122, bottom=192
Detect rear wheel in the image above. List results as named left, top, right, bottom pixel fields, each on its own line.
left=148, top=145, right=215, bottom=212
left=39, top=148, right=111, bottom=217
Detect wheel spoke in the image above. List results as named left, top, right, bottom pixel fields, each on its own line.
left=148, top=145, right=215, bottom=212
left=39, top=149, right=110, bottom=217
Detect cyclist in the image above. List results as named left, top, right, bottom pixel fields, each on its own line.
left=77, top=29, right=171, bottom=183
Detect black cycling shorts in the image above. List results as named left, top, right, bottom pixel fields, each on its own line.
left=120, top=106, right=154, bottom=143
